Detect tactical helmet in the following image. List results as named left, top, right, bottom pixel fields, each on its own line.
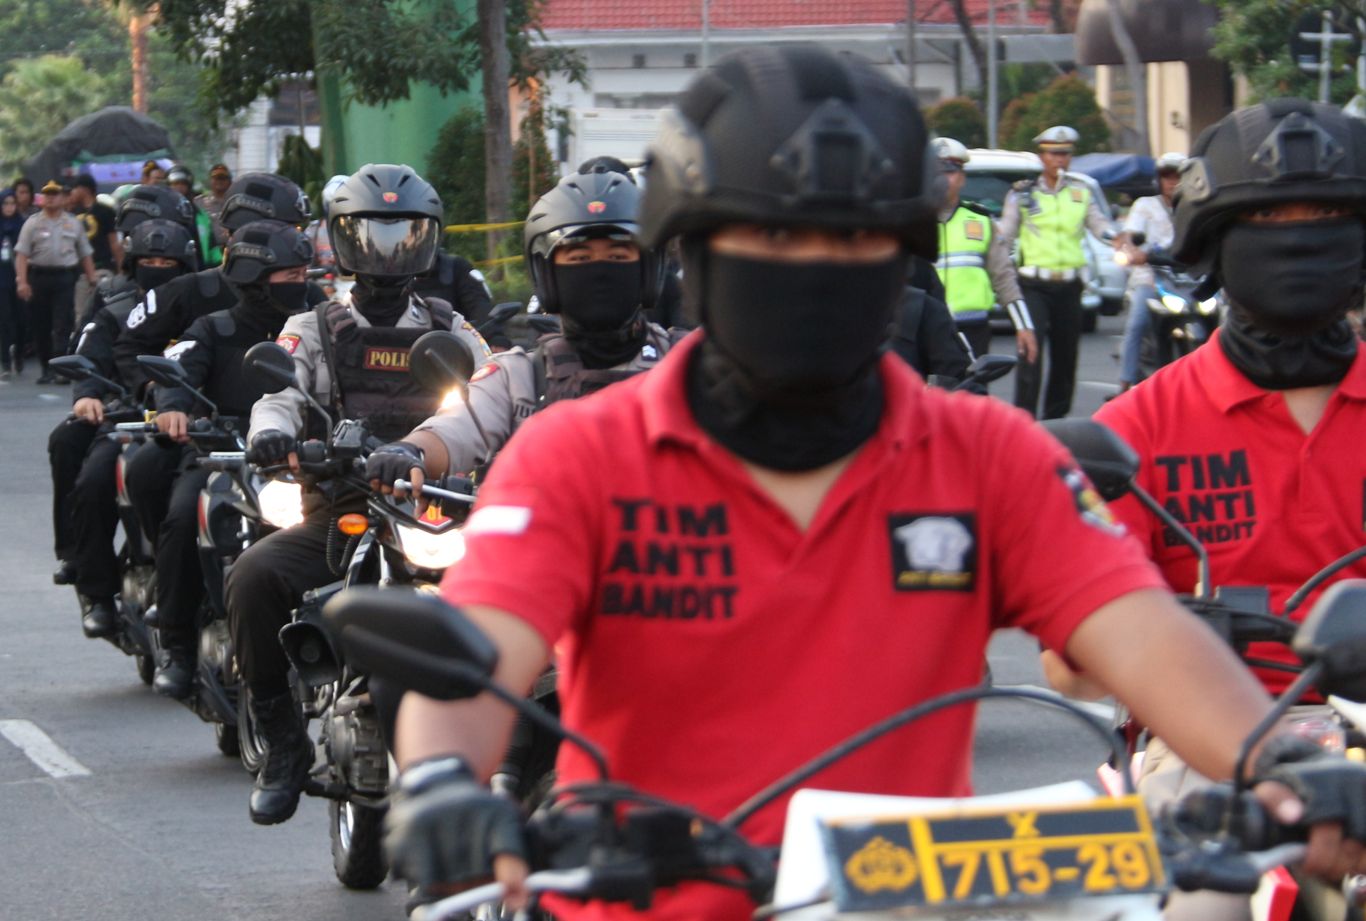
left=116, top=184, right=195, bottom=235
left=1172, top=99, right=1366, bottom=267
left=637, top=45, right=942, bottom=259
left=222, top=220, right=314, bottom=285
left=167, top=165, right=194, bottom=188
left=126, top=218, right=197, bottom=267
left=524, top=169, right=662, bottom=313
left=320, top=174, right=348, bottom=219
left=327, top=164, right=443, bottom=279
left=221, top=172, right=312, bottom=231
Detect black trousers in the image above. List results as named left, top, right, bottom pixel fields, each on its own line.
left=1014, top=279, right=1083, bottom=420
left=0, top=281, right=25, bottom=370
left=227, top=510, right=344, bottom=699
left=69, top=435, right=125, bottom=600
left=28, top=268, right=76, bottom=370
left=48, top=419, right=99, bottom=560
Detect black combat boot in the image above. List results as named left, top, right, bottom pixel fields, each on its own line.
left=248, top=691, right=313, bottom=825
left=152, top=646, right=195, bottom=699
left=81, top=597, right=118, bottom=639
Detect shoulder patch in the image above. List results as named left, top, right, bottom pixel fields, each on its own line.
left=470, top=362, right=500, bottom=384
left=641, top=344, right=659, bottom=361
left=126, top=303, right=147, bottom=329
left=1070, top=188, right=1084, bottom=203
left=277, top=333, right=302, bottom=355
left=963, top=220, right=985, bottom=241
left=1057, top=466, right=1125, bottom=537
left=164, top=340, right=196, bottom=361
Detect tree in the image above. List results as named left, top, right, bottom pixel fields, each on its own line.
left=0, top=55, right=118, bottom=177
left=947, top=0, right=988, bottom=96
left=999, top=75, right=1110, bottom=154
left=926, top=98, right=987, bottom=147
left=1210, top=0, right=1360, bottom=104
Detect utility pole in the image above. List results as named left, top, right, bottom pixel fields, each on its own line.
left=1345, top=17, right=1366, bottom=118
left=129, top=13, right=149, bottom=113
left=905, top=0, right=916, bottom=91
left=987, top=0, right=998, bottom=147
left=701, top=0, right=711, bottom=68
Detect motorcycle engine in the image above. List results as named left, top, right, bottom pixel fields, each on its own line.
left=327, top=694, right=388, bottom=795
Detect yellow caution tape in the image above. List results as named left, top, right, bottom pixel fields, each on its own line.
left=444, top=220, right=526, bottom=233
left=473, top=255, right=523, bottom=268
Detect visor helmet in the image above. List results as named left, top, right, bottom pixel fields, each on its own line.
left=327, top=164, right=443, bottom=281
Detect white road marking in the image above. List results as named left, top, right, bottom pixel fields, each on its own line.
left=0, top=720, right=91, bottom=778
left=995, top=684, right=1117, bottom=721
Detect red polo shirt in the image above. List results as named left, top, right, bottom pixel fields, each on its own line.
left=443, top=333, right=1164, bottom=920
left=1096, top=333, right=1366, bottom=694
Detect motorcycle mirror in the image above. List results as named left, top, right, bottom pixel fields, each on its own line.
left=964, top=353, right=1016, bottom=386
left=48, top=354, right=97, bottom=381
left=1040, top=419, right=1140, bottom=502
left=1292, top=580, right=1366, bottom=702
left=528, top=315, right=562, bottom=335
left=321, top=587, right=499, bottom=701
left=242, top=342, right=298, bottom=395
left=136, top=355, right=189, bottom=389
left=410, top=331, right=475, bottom=394
left=489, top=301, right=521, bottom=324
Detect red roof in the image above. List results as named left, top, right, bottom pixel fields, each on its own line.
left=540, top=0, right=1052, bottom=31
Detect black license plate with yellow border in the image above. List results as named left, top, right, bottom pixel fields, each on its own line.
left=819, top=795, right=1166, bottom=912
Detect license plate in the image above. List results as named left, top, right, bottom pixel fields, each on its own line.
left=819, top=795, right=1165, bottom=912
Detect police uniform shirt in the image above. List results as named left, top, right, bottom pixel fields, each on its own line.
left=16, top=211, right=93, bottom=268
left=996, top=173, right=1112, bottom=266
left=412, top=323, right=674, bottom=474
left=937, top=204, right=1024, bottom=313
left=249, top=296, right=492, bottom=441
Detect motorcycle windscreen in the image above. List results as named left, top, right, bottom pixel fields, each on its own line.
left=331, top=215, right=441, bottom=278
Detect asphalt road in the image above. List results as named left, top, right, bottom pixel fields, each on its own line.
left=0, top=317, right=1129, bottom=921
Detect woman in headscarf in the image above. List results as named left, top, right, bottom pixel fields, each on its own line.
left=0, top=189, right=28, bottom=378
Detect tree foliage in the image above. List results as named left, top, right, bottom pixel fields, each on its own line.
left=1210, top=0, right=1360, bottom=104
left=926, top=98, right=987, bottom=148
left=0, top=55, right=118, bottom=177
left=999, top=75, right=1110, bottom=153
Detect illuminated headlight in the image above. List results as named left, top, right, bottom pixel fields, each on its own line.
left=1160, top=294, right=1188, bottom=314
left=396, top=524, right=466, bottom=570
left=439, top=387, right=463, bottom=411
left=259, top=480, right=304, bottom=529
left=1196, top=297, right=1219, bottom=316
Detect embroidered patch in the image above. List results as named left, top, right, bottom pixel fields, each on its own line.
left=276, top=334, right=301, bottom=355
left=163, top=340, right=196, bottom=361
left=888, top=513, right=977, bottom=592
left=641, top=344, right=658, bottom=360
left=1070, top=188, right=1084, bottom=203
left=964, top=220, right=985, bottom=241
left=470, top=362, right=500, bottom=384
left=1057, top=466, right=1125, bottom=538
left=363, top=346, right=411, bottom=371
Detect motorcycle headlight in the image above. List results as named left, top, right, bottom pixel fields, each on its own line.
left=1160, top=294, right=1187, bottom=314
left=1196, top=297, right=1219, bottom=316
left=259, top=480, right=304, bottom=529
left=439, top=387, right=464, bottom=411
left=396, top=523, right=466, bottom=570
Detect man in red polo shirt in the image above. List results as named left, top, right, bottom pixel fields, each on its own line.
left=386, top=55, right=1366, bottom=919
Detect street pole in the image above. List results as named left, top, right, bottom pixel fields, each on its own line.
left=1322, top=9, right=1333, bottom=103
left=906, top=0, right=916, bottom=90
left=701, top=0, right=711, bottom=68
left=987, top=0, right=998, bottom=147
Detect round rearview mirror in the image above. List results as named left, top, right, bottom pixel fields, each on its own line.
left=242, top=341, right=299, bottom=395
left=410, top=331, right=476, bottom=394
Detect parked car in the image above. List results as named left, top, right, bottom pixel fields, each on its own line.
left=959, top=148, right=1128, bottom=332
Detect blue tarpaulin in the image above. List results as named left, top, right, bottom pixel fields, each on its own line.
left=1070, top=153, right=1155, bottom=188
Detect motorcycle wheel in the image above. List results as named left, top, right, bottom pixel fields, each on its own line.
left=329, top=798, right=388, bottom=889
left=214, top=721, right=240, bottom=757
left=237, top=689, right=269, bottom=775
left=135, top=653, right=154, bottom=686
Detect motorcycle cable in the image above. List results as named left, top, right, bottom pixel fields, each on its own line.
left=1282, top=543, right=1366, bottom=616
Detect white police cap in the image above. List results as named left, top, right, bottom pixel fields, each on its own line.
left=933, top=137, right=971, bottom=164
left=1033, top=126, right=1080, bottom=151
left=1155, top=151, right=1186, bottom=172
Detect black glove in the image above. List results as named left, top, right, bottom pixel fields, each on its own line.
left=248, top=429, right=296, bottom=466
left=1255, top=734, right=1366, bottom=841
left=365, top=441, right=425, bottom=488
left=384, top=756, right=528, bottom=891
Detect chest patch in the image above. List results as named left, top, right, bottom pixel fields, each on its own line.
left=888, top=513, right=977, bottom=592
left=1070, top=188, right=1084, bottom=203
left=363, top=346, right=411, bottom=372
left=964, top=220, right=985, bottom=241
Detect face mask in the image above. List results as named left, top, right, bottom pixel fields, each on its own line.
left=553, top=261, right=642, bottom=332
left=353, top=275, right=410, bottom=326
left=135, top=264, right=182, bottom=293
left=1218, top=219, right=1365, bottom=337
left=268, top=281, right=308, bottom=315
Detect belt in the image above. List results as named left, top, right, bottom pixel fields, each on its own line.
left=1018, top=266, right=1081, bottom=282
left=30, top=265, right=77, bottom=275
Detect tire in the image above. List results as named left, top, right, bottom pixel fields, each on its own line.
left=330, top=798, right=388, bottom=889
left=215, top=721, right=240, bottom=757
left=237, top=688, right=269, bottom=775
left=135, top=653, right=155, bottom=686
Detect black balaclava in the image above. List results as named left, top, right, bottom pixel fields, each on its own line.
left=236, top=279, right=308, bottom=327
left=134, top=262, right=186, bottom=294
left=683, top=240, right=909, bottom=471
left=1215, top=218, right=1362, bottom=389
left=553, top=259, right=646, bottom=368
left=352, top=275, right=412, bottom=327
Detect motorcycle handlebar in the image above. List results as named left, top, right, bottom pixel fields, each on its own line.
left=414, top=869, right=592, bottom=921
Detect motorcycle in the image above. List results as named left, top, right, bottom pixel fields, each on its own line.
left=317, top=582, right=1366, bottom=921
left=238, top=332, right=478, bottom=888
left=1122, top=232, right=1220, bottom=379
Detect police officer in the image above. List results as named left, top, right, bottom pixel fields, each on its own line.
left=368, top=167, right=675, bottom=487
left=17, top=181, right=100, bottom=382
left=998, top=126, right=1113, bottom=418
left=111, top=173, right=324, bottom=403
left=47, top=219, right=199, bottom=636
left=412, top=251, right=494, bottom=327
left=225, top=164, right=489, bottom=825
left=933, top=138, right=1037, bottom=366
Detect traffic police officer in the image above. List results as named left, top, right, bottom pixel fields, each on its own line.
left=368, top=167, right=676, bottom=487
left=131, top=221, right=316, bottom=698
left=933, top=138, right=1037, bottom=366
left=17, top=180, right=99, bottom=382
left=997, top=126, right=1113, bottom=418
left=225, top=164, right=490, bottom=826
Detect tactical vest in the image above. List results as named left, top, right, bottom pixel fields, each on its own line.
left=317, top=296, right=456, bottom=442
left=533, top=325, right=678, bottom=405
left=100, top=276, right=142, bottom=327
left=206, top=309, right=285, bottom=418
left=1017, top=180, right=1090, bottom=271
left=936, top=207, right=995, bottom=317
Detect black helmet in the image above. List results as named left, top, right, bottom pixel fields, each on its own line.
left=126, top=219, right=197, bottom=267
left=1172, top=99, right=1366, bottom=268
left=222, top=220, right=314, bottom=285
left=524, top=169, right=662, bottom=313
left=167, top=165, right=194, bottom=188
left=116, top=184, right=195, bottom=235
left=638, top=45, right=941, bottom=258
left=221, top=172, right=312, bottom=231
left=327, top=164, right=444, bottom=280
